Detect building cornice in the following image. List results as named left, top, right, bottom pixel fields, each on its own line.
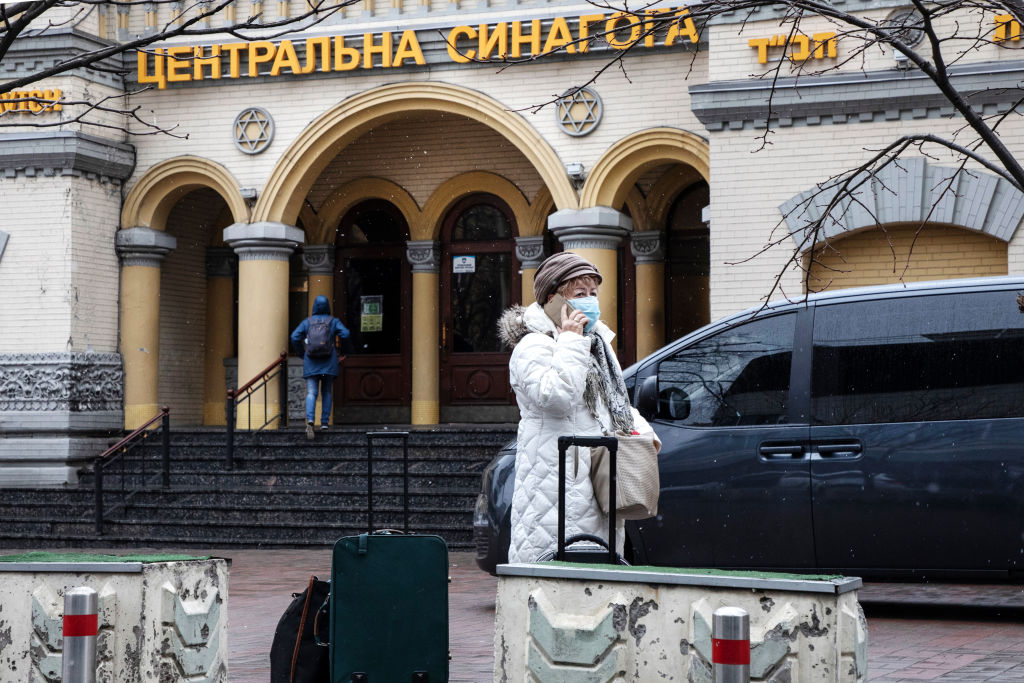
left=0, top=131, right=135, bottom=182
left=0, top=29, right=125, bottom=90
left=690, top=59, right=1024, bottom=131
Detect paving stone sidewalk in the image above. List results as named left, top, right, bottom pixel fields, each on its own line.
left=218, top=548, right=1024, bottom=681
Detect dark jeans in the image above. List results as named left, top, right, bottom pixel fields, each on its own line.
left=305, top=376, right=334, bottom=425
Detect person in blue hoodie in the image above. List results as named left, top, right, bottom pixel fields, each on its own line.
left=290, top=295, right=351, bottom=439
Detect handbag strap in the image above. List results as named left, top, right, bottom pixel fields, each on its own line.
left=291, top=575, right=316, bottom=679
left=313, top=589, right=331, bottom=648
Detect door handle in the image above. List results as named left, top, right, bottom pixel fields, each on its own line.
left=758, top=443, right=804, bottom=459
left=814, top=442, right=862, bottom=459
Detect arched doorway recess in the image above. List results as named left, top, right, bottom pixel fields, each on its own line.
left=333, top=199, right=413, bottom=423
left=440, top=193, right=520, bottom=422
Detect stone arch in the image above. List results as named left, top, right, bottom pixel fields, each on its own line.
left=254, top=82, right=577, bottom=226
left=581, top=128, right=710, bottom=210
left=315, top=178, right=422, bottom=244
left=526, top=186, right=555, bottom=238
left=122, top=156, right=249, bottom=231
left=782, top=157, right=1024, bottom=252
left=420, top=172, right=531, bottom=241
left=646, top=165, right=707, bottom=229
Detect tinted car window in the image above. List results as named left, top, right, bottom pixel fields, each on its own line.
left=656, top=314, right=795, bottom=426
left=812, top=291, right=1024, bottom=425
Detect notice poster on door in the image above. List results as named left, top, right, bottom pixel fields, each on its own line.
left=360, top=295, right=383, bottom=332
left=453, top=255, right=476, bottom=273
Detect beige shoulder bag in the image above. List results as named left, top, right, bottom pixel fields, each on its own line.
left=590, top=431, right=662, bottom=520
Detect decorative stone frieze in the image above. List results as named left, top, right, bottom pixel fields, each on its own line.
left=302, top=244, right=336, bottom=275
left=548, top=207, right=632, bottom=250
left=205, top=247, right=237, bottom=278
left=0, top=353, right=123, bottom=412
left=513, top=236, right=546, bottom=269
left=116, top=227, right=177, bottom=267
left=630, top=231, right=666, bottom=264
left=406, top=240, right=441, bottom=273
left=223, top=222, right=304, bottom=261
left=0, top=131, right=136, bottom=183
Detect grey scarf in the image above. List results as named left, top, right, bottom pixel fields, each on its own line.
left=582, top=333, right=635, bottom=433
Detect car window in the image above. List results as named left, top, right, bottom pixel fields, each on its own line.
left=812, top=290, right=1024, bottom=425
left=655, top=314, right=796, bottom=427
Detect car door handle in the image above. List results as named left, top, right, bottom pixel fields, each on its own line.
left=758, top=444, right=805, bottom=459
left=814, top=442, right=862, bottom=459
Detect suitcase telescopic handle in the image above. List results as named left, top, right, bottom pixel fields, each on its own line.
left=365, top=431, right=411, bottom=534
left=556, top=435, right=618, bottom=564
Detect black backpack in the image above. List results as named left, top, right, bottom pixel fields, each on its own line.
left=304, top=317, right=333, bottom=359
left=269, top=575, right=330, bottom=683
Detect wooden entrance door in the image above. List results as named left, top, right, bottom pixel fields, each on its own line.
left=440, top=195, right=520, bottom=410
left=334, top=200, right=411, bottom=421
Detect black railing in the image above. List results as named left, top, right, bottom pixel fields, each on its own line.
left=94, top=406, right=170, bottom=535
left=225, top=351, right=289, bottom=469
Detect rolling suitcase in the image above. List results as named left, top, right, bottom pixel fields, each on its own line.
left=552, top=434, right=628, bottom=565
left=330, top=432, right=449, bottom=683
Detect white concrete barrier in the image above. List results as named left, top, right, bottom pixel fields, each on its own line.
left=0, top=554, right=228, bottom=683
left=494, top=563, right=867, bottom=682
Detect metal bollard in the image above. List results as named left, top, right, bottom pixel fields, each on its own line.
left=712, top=606, right=750, bottom=683
left=62, top=586, right=98, bottom=683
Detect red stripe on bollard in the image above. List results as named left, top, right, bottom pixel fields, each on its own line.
left=712, top=637, right=750, bottom=666
left=63, top=613, right=98, bottom=638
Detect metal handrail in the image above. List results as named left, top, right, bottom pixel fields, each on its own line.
left=95, top=406, right=170, bottom=535
left=225, top=351, right=289, bottom=469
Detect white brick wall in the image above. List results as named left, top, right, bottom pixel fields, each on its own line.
left=0, top=175, right=120, bottom=354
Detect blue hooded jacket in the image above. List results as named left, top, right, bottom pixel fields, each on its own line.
left=290, top=295, right=351, bottom=378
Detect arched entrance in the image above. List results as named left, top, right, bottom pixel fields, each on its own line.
left=440, top=194, right=520, bottom=421
left=333, top=199, right=412, bottom=422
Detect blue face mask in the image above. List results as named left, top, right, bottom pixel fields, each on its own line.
left=569, top=296, right=600, bottom=334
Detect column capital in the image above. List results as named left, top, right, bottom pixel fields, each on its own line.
left=631, top=230, right=666, bottom=264
left=406, top=240, right=440, bottom=274
left=205, top=247, right=237, bottom=278
left=116, top=227, right=176, bottom=267
left=513, top=236, right=547, bottom=269
left=547, top=207, right=632, bottom=250
left=302, top=244, right=336, bottom=275
left=223, top=221, right=304, bottom=261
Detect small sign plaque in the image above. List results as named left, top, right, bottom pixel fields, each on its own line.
left=453, top=255, right=476, bottom=273
left=360, top=295, right=383, bottom=332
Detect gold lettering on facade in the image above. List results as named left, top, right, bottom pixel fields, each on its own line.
left=995, top=14, right=1021, bottom=42
left=0, top=88, right=63, bottom=114
left=749, top=31, right=836, bottom=63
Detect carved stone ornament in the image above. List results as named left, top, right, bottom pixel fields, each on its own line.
left=302, top=245, right=336, bottom=275
left=406, top=240, right=441, bottom=273
left=630, top=231, right=666, bottom=264
left=514, top=236, right=547, bottom=269
left=555, top=87, right=603, bottom=137
left=0, top=353, right=123, bottom=411
left=233, top=107, right=275, bottom=155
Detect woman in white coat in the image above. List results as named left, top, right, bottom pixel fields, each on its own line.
left=497, top=252, right=657, bottom=564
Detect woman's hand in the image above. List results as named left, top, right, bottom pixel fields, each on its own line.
left=560, top=303, right=587, bottom=335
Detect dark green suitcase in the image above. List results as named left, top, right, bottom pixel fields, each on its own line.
left=330, top=433, right=449, bottom=683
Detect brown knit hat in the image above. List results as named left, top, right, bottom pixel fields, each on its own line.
left=533, top=252, right=602, bottom=303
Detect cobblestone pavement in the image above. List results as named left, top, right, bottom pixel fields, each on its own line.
left=216, top=548, right=1024, bottom=681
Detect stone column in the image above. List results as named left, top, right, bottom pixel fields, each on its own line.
left=202, top=248, right=236, bottom=425
left=223, top=222, right=303, bottom=429
left=514, top=236, right=547, bottom=305
left=302, top=244, right=336, bottom=424
left=406, top=240, right=440, bottom=425
left=548, top=207, right=632, bottom=335
left=116, top=227, right=176, bottom=430
left=631, top=231, right=666, bottom=360
left=302, top=245, right=336, bottom=315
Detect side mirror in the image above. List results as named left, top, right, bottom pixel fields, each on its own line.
left=635, top=375, right=658, bottom=420
left=659, top=387, right=690, bottom=421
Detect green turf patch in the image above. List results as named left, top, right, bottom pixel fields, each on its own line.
left=0, top=551, right=210, bottom=564
left=543, top=562, right=845, bottom=582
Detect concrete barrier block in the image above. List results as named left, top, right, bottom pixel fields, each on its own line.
left=0, top=556, right=228, bottom=683
left=495, top=564, right=867, bottom=683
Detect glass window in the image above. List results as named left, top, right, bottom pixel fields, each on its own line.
left=452, top=205, right=511, bottom=241
left=812, top=291, right=1024, bottom=425
left=656, top=314, right=796, bottom=426
left=452, top=254, right=510, bottom=352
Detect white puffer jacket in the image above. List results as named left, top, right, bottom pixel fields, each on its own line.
left=500, top=302, right=654, bottom=564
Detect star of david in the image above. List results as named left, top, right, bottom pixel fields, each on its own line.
left=556, top=88, right=602, bottom=137
left=233, top=107, right=274, bottom=154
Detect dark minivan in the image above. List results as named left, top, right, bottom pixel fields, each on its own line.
left=474, top=276, right=1024, bottom=578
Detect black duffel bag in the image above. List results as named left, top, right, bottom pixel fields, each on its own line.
left=270, top=575, right=330, bottom=683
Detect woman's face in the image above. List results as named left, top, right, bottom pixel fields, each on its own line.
left=558, top=276, right=599, bottom=300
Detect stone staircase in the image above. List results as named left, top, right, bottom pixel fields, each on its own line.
left=0, top=426, right=516, bottom=551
